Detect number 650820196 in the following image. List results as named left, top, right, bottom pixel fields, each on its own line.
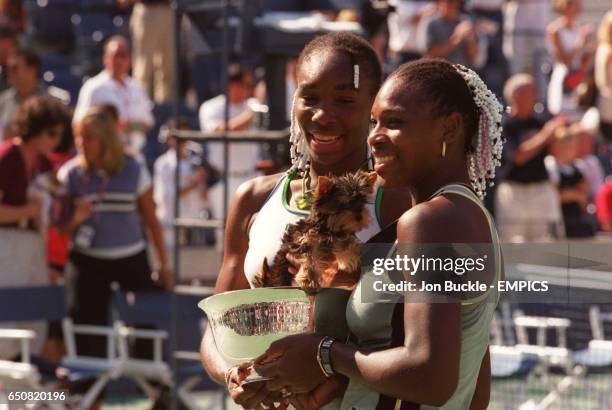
left=3, top=390, right=68, bottom=403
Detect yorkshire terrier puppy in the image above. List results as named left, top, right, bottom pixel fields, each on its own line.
left=252, top=170, right=377, bottom=294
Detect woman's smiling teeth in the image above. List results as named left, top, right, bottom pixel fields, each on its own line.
left=311, top=133, right=341, bottom=144
left=374, top=155, right=394, bottom=164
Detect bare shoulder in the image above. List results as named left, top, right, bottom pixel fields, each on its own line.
left=397, top=195, right=490, bottom=244
left=233, top=173, right=285, bottom=214
left=215, top=172, right=286, bottom=293
left=397, top=199, right=454, bottom=243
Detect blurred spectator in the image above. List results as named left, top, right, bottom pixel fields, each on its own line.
left=199, top=64, right=261, bottom=225
left=263, top=0, right=361, bottom=13
left=546, top=0, right=594, bottom=116
left=253, top=59, right=297, bottom=124
left=154, top=118, right=209, bottom=256
left=0, top=48, right=47, bottom=139
left=546, top=126, right=597, bottom=238
left=574, top=124, right=604, bottom=200
left=117, top=0, right=175, bottom=103
left=596, top=178, right=612, bottom=231
left=468, top=0, right=507, bottom=98
left=595, top=11, right=612, bottom=142
left=0, top=20, right=16, bottom=93
left=0, top=96, right=69, bottom=359
left=387, top=0, right=435, bottom=64
left=73, top=36, right=154, bottom=162
left=425, top=0, right=479, bottom=68
left=57, top=106, right=170, bottom=362
left=46, top=112, right=75, bottom=285
left=361, top=0, right=391, bottom=64
left=503, top=0, right=550, bottom=75
left=496, top=74, right=565, bottom=242
left=0, top=1, right=24, bottom=33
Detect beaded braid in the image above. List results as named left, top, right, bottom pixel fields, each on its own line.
left=453, top=64, right=504, bottom=200
left=288, top=92, right=310, bottom=176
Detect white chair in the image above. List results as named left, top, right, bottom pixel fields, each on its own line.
left=490, top=310, right=541, bottom=379
left=59, top=318, right=124, bottom=410
left=60, top=317, right=175, bottom=410
left=0, top=286, right=69, bottom=410
left=0, top=329, right=40, bottom=389
left=574, top=306, right=612, bottom=368
left=512, top=310, right=574, bottom=374
left=115, top=323, right=174, bottom=397
left=490, top=344, right=531, bottom=377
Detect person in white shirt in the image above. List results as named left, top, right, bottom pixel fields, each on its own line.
left=198, top=64, right=261, bottom=228
left=153, top=118, right=208, bottom=254
left=503, top=0, right=550, bottom=75
left=73, top=36, right=154, bottom=161
left=387, top=0, right=435, bottom=65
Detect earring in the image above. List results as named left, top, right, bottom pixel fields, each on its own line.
left=442, top=141, right=447, bottom=158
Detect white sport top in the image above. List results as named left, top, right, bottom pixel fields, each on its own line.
left=243, top=171, right=384, bottom=287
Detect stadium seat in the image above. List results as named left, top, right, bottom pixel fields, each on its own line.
left=42, top=67, right=83, bottom=106
left=80, top=0, right=124, bottom=13
left=71, top=12, right=128, bottom=75
left=23, top=0, right=76, bottom=53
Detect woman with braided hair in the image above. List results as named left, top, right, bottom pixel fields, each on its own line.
left=200, top=32, right=412, bottom=408
left=255, top=59, right=504, bottom=409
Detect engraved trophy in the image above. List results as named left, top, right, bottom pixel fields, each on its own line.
left=199, top=287, right=311, bottom=382
left=200, top=286, right=353, bottom=382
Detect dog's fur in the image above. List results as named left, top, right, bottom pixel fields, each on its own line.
left=252, top=170, right=377, bottom=294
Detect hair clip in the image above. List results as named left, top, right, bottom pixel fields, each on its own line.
left=353, top=64, right=359, bottom=89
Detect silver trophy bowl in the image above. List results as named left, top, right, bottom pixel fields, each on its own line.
left=199, top=287, right=311, bottom=380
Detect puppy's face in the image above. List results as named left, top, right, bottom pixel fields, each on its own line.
left=313, top=171, right=377, bottom=233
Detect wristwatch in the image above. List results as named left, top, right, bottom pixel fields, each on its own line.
left=317, top=336, right=336, bottom=377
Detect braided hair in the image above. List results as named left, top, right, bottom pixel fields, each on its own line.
left=386, top=59, right=503, bottom=199
left=288, top=32, right=382, bottom=177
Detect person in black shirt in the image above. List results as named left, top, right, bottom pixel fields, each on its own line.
left=546, top=126, right=597, bottom=238
left=495, top=74, right=566, bottom=241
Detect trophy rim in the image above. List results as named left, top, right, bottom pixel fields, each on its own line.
left=198, top=286, right=309, bottom=316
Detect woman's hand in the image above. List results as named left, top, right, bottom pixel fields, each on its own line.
left=226, top=364, right=287, bottom=409
left=73, top=199, right=94, bottom=225
left=157, top=266, right=174, bottom=289
left=288, top=376, right=348, bottom=410
left=254, top=334, right=328, bottom=394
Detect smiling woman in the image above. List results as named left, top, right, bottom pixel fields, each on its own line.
left=0, top=95, right=70, bottom=359
left=56, top=107, right=170, bottom=385
left=200, top=32, right=412, bottom=409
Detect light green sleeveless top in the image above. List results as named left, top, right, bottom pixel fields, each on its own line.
left=340, top=184, right=503, bottom=410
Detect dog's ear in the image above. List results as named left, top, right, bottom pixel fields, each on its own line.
left=367, top=171, right=377, bottom=188
left=316, top=176, right=332, bottom=195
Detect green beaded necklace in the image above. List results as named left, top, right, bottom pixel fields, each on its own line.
left=296, top=164, right=314, bottom=211
left=294, top=154, right=374, bottom=211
